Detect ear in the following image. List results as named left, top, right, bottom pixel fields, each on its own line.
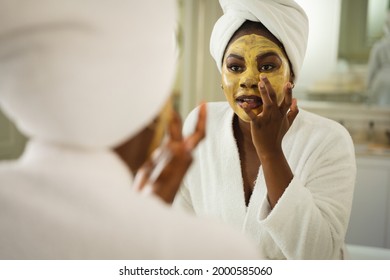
left=290, top=70, right=295, bottom=83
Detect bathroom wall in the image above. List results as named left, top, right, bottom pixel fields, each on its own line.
left=294, top=0, right=342, bottom=96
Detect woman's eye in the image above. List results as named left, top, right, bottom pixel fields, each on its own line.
left=259, top=64, right=275, bottom=72
left=228, top=65, right=244, bottom=72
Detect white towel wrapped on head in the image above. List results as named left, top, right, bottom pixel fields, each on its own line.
left=0, top=0, right=177, bottom=149
left=210, top=0, right=309, bottom=80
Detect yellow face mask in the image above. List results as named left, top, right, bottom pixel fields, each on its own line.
left=221, top=34, right=291, bottom=122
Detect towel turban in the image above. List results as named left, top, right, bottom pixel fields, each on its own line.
left=210, top=0, right=309, bottom=80
left=0, top=0, right=177, bottom=149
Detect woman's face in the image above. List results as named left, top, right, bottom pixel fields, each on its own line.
left=222, top=33, right=291, bottom=122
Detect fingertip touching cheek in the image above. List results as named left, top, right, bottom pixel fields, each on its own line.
left=221, top=34, right=291, bottom=122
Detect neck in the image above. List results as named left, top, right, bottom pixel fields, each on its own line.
left=234, top=115, right=253, bottom=142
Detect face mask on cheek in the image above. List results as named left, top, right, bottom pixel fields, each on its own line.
left=221, top=34, right=291, bottom=122
left=264, top=67, right=290, bottom=105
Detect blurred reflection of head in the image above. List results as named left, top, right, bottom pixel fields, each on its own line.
left=0, top=0, right=177, bottom=174
left=384, top=11, right=390, bottom=35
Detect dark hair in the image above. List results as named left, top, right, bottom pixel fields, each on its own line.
left=227, top=21, right=283, bottom=50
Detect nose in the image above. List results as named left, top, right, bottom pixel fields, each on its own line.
left=239, top=70, right=259, bottom=89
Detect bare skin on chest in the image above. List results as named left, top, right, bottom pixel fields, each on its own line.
left=233, top=115, right=261, bottom=206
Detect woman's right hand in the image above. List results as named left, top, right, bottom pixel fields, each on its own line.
left=242, top=76, right=298, bottom=159
left=133, top=103, right=206, bottom=204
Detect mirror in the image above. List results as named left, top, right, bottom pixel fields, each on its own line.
left=367, top=0, right=390, bottom=44
left=304, top=0, right=390, bottom=103
left=338, top=0, right=389, bottom=64
left=175, top=0, right=390, bottom=113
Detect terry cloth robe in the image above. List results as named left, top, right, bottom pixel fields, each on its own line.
left=174, top=102, right=356, bottom=260
left=0, top=140, right=260, bottom=260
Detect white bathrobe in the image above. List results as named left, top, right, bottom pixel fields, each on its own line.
left=0, top=140, right=259, bottom=259
left=175, top=102, right=356, bottom=260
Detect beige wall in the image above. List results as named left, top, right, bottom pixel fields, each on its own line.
left=176, top=0, right=223, bottom=118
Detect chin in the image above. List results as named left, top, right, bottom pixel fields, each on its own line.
left=240, top=116, right=252, bottom=123
left=236, top=112, right=253, bottom=123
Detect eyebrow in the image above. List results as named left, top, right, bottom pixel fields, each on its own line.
left=227, top=50, right=282, bottom=62
left=226, top=53, right=244, bottom=60
left=256, top=51, right=281, bottom=61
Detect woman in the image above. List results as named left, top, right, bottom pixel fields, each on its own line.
left=0, top=0, right=259, bottom=259
left=174, top=0, right=356, bottom=260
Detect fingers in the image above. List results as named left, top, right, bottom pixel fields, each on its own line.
left=134, top=103, right=207, bottom=204
left=184, top=102, right=207, bottom=150
left=278, top=82, right=298, bottom=125
left=152, top=145, right=193, bottom=204
left=134, top=144, right=191, bottom=204
left=243, top=76, right=280, bottom=121
left=148, top=148, right=173, bottom=183
left=259, top=75, right=277, bottom=107
left=132, top=159, right=154, bottom=191
left=279, top=82, right=293, bottom=116
left=134, top=146, right=172, bottom=190
left=168, top=109, right=183, bottom=142
left=241, top=102, right=258, bottom=121
left=287, top=98, right=299, bottom=125
left=284, top=82, right=293, bottom=107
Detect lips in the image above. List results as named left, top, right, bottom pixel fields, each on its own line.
left=235, top=95, right=263, bottom=109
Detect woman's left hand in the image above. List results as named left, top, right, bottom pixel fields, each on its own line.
left=242, top=76, right=298, bottom=159
left=133, top=104, right=206, bottom=204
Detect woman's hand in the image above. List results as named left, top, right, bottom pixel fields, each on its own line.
left=133, top=103, right=206, bottom=204
left=242, top=76, right=298, bottom=208
left=242, top=75, right=298, bottom=159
